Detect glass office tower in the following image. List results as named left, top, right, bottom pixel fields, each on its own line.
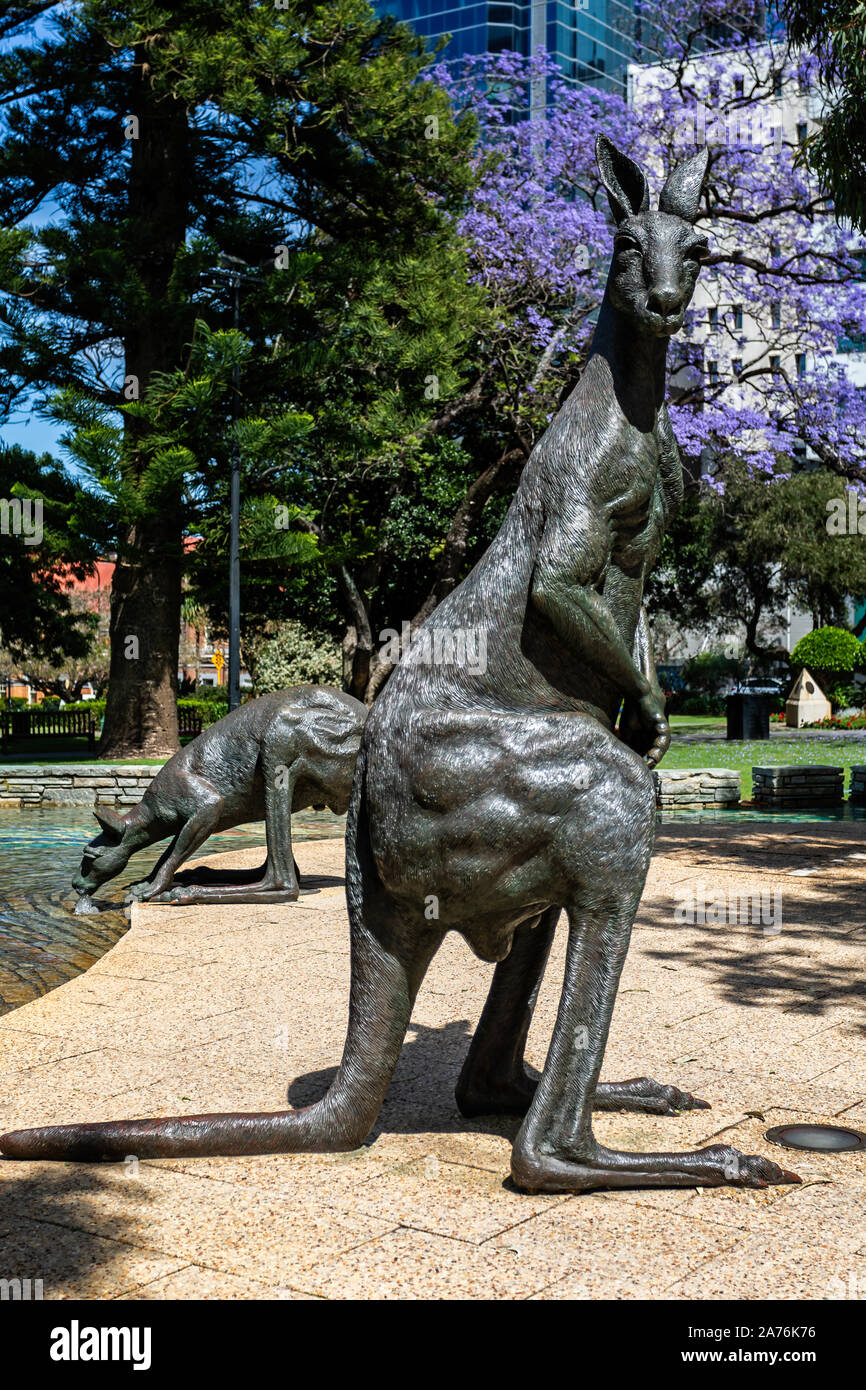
left=372, top=1, right=647, bottom=94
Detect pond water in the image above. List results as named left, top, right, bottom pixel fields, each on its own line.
left=659, top=804, right=866, bottom=824
left=0, top=806, right=346, bottom=1016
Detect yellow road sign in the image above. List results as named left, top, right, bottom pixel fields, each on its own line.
left=212, top=649, right=225, bottom=673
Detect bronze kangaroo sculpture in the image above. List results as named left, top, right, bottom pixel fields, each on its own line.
left=0, top=138, right=801, bottom=1192
left=72, top=687, right=366, bottom=908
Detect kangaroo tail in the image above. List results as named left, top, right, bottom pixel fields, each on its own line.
left=0, top=1104, right=349, bottom=1162
left=1, top=741, right=417, bottom=1164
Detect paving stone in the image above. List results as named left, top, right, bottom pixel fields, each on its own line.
left=0, top=825, right=863, bottom=1299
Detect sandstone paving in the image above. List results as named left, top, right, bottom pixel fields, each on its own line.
left=0, top=824, right=864, bottom=1300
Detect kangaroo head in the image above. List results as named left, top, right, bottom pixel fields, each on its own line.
left=72, top=808, right=131, bottom=894
left=596, top=135, right=710, bottom=338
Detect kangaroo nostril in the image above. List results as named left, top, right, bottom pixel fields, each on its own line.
left=647, top=287, right=682, bottom=317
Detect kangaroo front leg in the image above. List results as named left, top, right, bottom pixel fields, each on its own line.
left=511, top=892, right=801, bottom=1194
left=129, top=800, right=223, bottom=903
left=159, top=758, right=301, bottom=905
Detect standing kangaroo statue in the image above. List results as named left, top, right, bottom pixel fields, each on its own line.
left=0, top=138, right=801, bottom=1192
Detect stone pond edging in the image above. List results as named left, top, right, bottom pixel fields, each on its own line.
left=0, top=764, right=159, bottom=807
left=653, top=767, right=741, bottom=808
left=3, top=761, right=865, bottom=813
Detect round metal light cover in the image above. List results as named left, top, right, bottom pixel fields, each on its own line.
left=765, top=1123, right=866, bottom=1153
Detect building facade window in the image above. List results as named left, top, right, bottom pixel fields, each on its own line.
left=733, top=304, right=743, bottom=330
left=371, top=1, right=662, bottom=96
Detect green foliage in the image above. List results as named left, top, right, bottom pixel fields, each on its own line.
left=648, top=465, right=866, bottom=662
left=680, top=693, right=728, bottom=716
left=0, top=0, right=488, bottom=724
left=245, top=622, right=343, bottom=695
left=0, top=445, right=109, bottom=665
left=178, top=696, right=227, bottom=726
left=791, top=625, right=864, bottom=674
left=63, top=700, right=105, bottom=718
left=783, top=0, right=866, bottom=230
left=682, top=650, right=745, bottom=695
left=753, top=471, right=866, bottom=629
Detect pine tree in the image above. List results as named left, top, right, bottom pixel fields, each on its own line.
left=0, top=1, right=483, bottom=744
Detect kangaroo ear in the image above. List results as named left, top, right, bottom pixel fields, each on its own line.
left=658, top=148, right=709, bottom=222
left=93, top=807, right=125, bottom=840
left=596, top=134, right=649, bottom=224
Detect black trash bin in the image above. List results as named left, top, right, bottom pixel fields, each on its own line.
left=726, top=681, right=776, bottom=740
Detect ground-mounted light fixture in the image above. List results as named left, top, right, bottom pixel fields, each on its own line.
left=765, top=1123, right=866, bottom=1153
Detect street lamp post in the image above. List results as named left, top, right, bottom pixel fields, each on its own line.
left=228, top=264, right=242, bottom=713
left=206, top=253, right=266, bottom=712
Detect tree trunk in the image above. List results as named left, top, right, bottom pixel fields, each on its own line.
left=99, top=57, right=191, bottom=758
left=99, top=521, right=183, bottom=758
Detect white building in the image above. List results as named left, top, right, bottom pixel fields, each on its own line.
left=630, top=42, right=866, bottom=662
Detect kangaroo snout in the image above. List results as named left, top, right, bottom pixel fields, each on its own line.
left=646, top=284, right=683, bottom=320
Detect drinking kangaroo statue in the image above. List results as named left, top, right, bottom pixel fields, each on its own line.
left=1, top=137, right=801, bottom=1192
left=72, top=687, right=366, bottom=909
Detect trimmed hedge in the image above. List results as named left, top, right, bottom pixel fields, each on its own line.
left=791, top=626, right=864, bottom=674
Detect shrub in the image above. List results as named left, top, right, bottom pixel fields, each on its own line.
left=246, top=620, right=342, bottom=696
left=790, top=626, right=864, bottom=675
left=680, top=693, right=727, bottom=716
left=64, top=699, right=106, bottom=720
left=191, top=683, right=231, bottom=703
left=681, top=650, right=744, bottom=695
left=178, top=696, right=227, bottom=727
left=790, top=627, right=865, bottom=711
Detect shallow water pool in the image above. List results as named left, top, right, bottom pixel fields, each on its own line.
left=0, top=806, right=345, bottom=1015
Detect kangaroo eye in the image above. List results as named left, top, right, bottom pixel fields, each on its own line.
left=687, top=242, right=710, bottom=262
left=615, top=237, right=642, bottom=256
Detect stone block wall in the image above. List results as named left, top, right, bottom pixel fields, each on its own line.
left=752, top=765, right=844, bottom=807
left=654, top=768, right=741, bottom=809
left=0, top=765, right=158, bottom=808
left=850, top=766, right=866, bottom=805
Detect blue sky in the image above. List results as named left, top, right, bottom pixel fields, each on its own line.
left=1, top=5, right=69, bottom=461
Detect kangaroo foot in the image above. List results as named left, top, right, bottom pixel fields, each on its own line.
left=456, top=1068, right=537, bottom=1119
left=511, top=1140, right=801, bottom=1195
left=154, top=880, right=300, bottom=906
left=457, top=1071, right=709, bottom=1119
left=594, top=1075, right=710, bottom=1115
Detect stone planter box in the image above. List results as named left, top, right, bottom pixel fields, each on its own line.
left=850, top=766, right=866, bottom=805
left=654, top=767, right=741, bottom=809
left=752, top=765, right=843, bottom=807
left=0, top=764, right=158, bottom=808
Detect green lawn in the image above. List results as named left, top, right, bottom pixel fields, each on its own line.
left=663, top=737, right=866, bottom=796
left=668, top=715, right=726, bottom=731
left=0, top=743, right=172, bottom=765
